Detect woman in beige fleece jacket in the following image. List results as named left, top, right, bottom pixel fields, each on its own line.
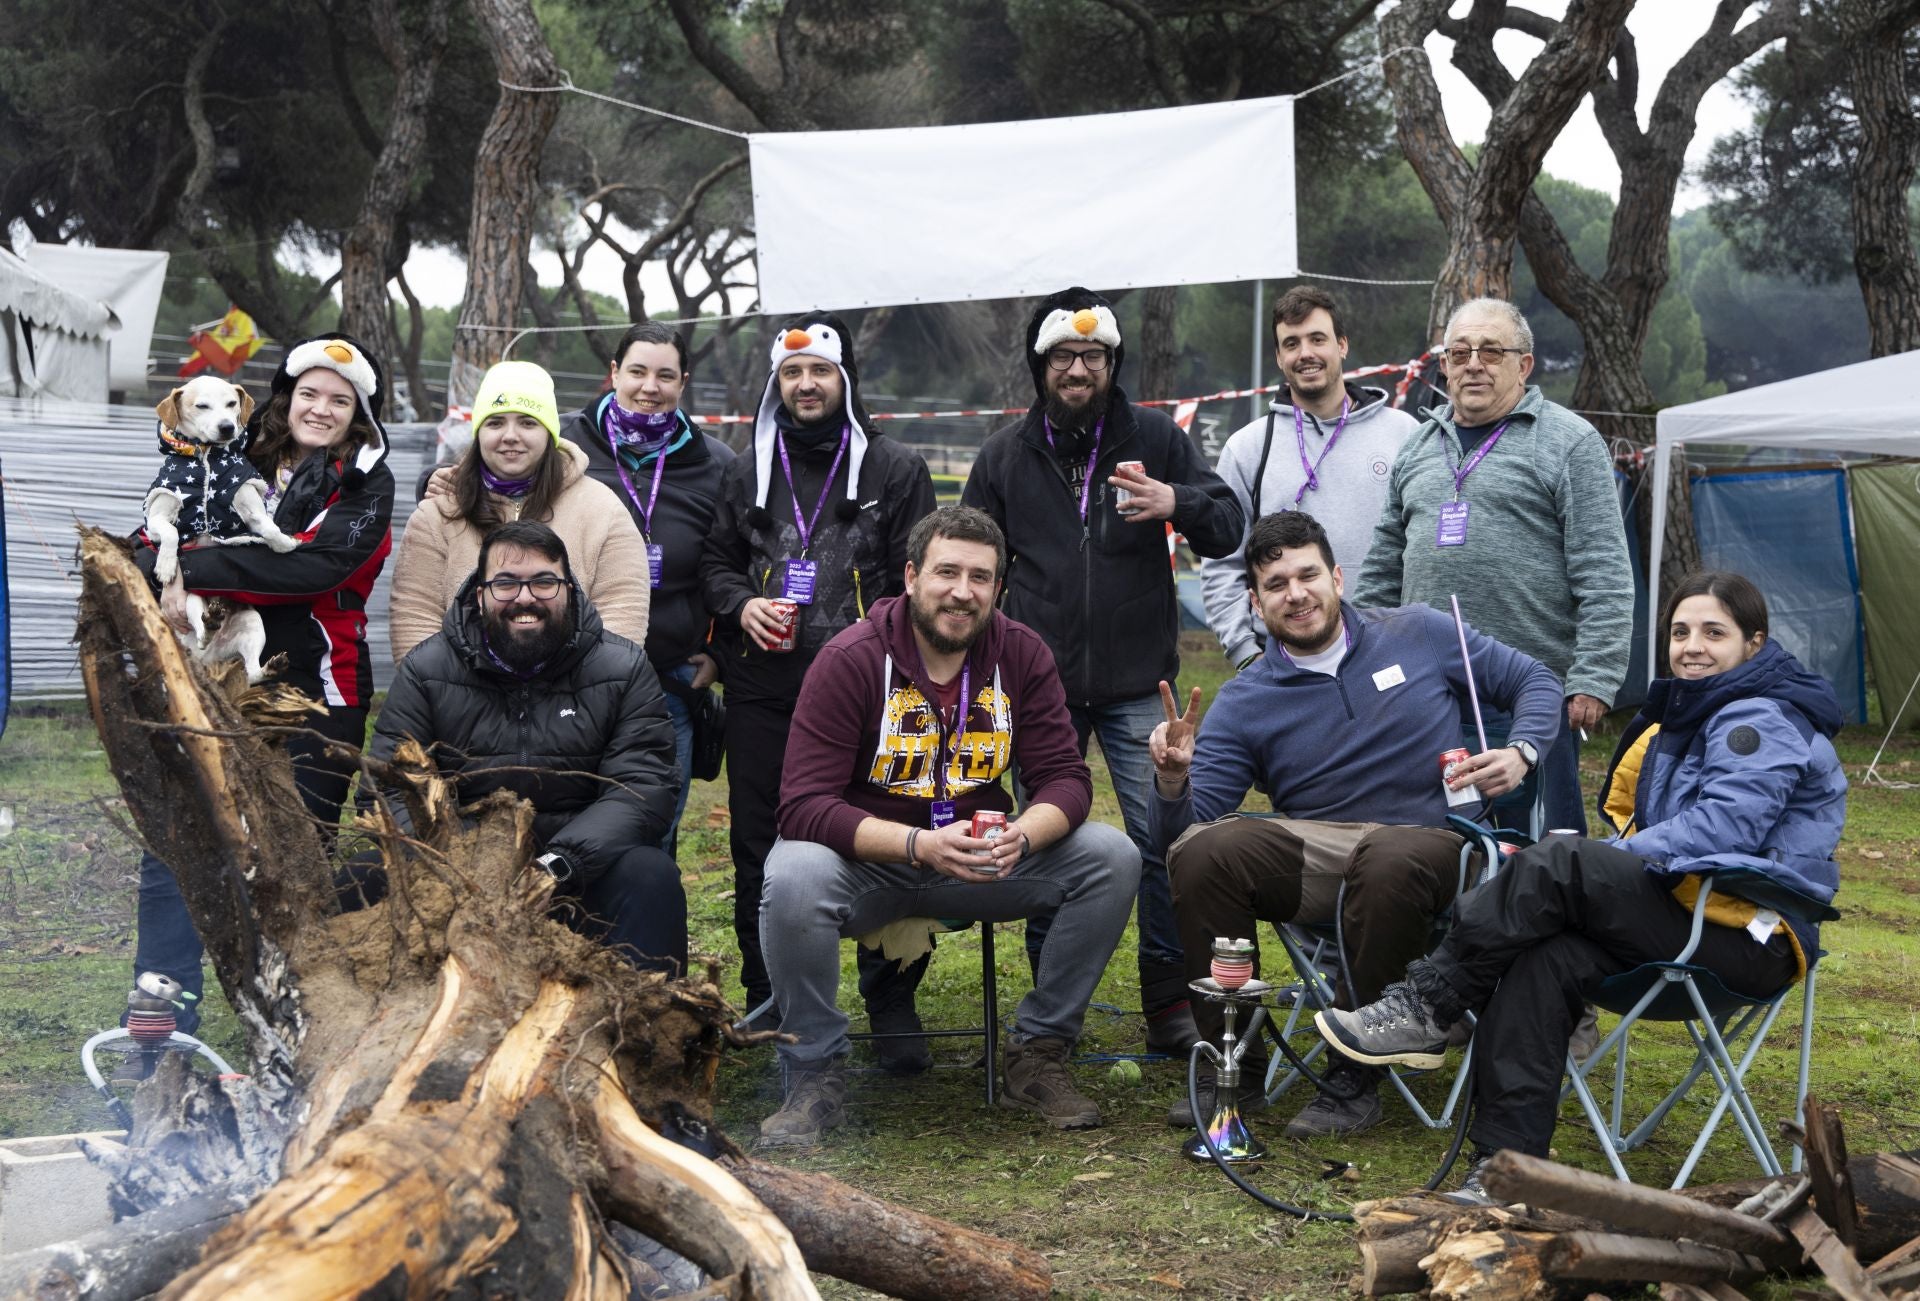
left=389, top=360, right=649, bottom=662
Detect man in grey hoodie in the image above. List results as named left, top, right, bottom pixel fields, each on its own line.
left=1354, top=297, right=1633, bottom=835
left=1202, top=286, right=1418, bottom=671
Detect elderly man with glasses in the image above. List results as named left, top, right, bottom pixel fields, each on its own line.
left=361, top=519, right=688, bottom=974
left=962, top=286, right=1244, bottom=1058
left=1354, top=297, right=1633, bottom=836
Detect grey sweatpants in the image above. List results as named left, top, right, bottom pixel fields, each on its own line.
left=760, top=822, right=1141, bottom=1067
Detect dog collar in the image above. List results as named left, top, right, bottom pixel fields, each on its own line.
left=158, top=426, right=204, bottom=457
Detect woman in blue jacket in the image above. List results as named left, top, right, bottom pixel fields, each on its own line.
left=1315, top=570, right=1845, bottom=1199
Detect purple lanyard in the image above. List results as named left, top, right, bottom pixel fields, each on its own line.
left=1448, top=421, right=1510, bottom=499
left=934, top=663, right=972, bottom=801
left=611, top=443, right=669, bottom=540
left=1044, top=416, right=1107, bottom=522
left=775, top=426, right=849, bottom=556
left=1276, top=615, right=1352, bottom=667
left=1292, top=396, right=1351, bottom=507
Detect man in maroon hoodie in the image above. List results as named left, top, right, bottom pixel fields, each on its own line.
left=761, top=506, right=1141, bottom=1145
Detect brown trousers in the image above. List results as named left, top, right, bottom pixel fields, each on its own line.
left=1167, top=817, right=1469, bottom=1053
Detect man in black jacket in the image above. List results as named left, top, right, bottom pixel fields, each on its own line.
left=366, top=521, right=686, bottom=973
left=962, top=287, right=1244, bottom=1054
left=699, top=312, right=938, bottom=1054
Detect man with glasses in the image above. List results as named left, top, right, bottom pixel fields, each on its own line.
left=1354, top=297, right=1632, bottom=836
left=364, top=520, right=688, bottom=973
left=963, top=286, right=1243, bottom=1056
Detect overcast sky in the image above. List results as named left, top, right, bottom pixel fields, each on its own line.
left=392, top=1, right=1778, bottom=309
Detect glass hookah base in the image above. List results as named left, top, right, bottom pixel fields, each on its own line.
left=1181, top=1103, right=1269, bottom=1164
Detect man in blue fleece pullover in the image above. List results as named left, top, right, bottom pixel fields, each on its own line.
left=1148, top=510, right=1562, bottom=1137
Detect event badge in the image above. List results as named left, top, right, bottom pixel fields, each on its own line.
left=930, top=800, right=957, bottom=829
left=1372, top=664, right=1406, bottom=692
left=781, top=558, right=818, bottom=604
left=646, top=543, right=664, bottom=588
left=1436, top=500, right=1470, bottom=547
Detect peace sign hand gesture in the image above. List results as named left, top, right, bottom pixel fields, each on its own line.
left=1148, top=679, right=1204, bottom=787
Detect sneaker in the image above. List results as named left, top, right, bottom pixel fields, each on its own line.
left=1281, top=1061, right=1384, bottom=1139
left=1144, top=1003, right=1202, bottom=1057
left=758, top=1062, right=847, bottom=1147
left=1569, top=1004, right=1601, bottom=1065
left=1000, top=1036, right=1101, bottom=1130
left=1442, top=1151, right=1498, bottom=1206
left=1315, top=981, right=1450, bottom=1070
left=1165, top=1071, right=1270, bottom=1128
left=865, top=995, right=934, bottom=1075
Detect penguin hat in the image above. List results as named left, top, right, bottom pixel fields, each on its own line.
left=750, top=312, right=871, bottom=525
left=1024, top=287, right=1124, bottom=399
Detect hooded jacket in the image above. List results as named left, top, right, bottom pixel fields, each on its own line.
left=961, top=288, right=1244, bottom=705
left=367, top=573, right=677, bottom=880
left=1202, top=382, right=1418, bottom=666
left=699, top=311, right=937, bottom=705
left=136, top=332, right=395, bottom=709
left=388, top=438, right=651, bottom=663
left=565, top=400, right=734, bottom=671
left=776, top=593, right=1092, bottom=857
left=1604, top=639, right=1846, bottom=921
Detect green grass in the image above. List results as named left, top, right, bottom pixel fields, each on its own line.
left=3, top=639, right=1919, bottom=1299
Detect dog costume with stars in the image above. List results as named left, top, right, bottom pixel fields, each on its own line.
left=145, top=427, right=270, bottom=542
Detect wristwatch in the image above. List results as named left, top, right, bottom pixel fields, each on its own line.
left=1507, top=740, right=1539, bottom=771
left=535, top=851, right=575, bottom=883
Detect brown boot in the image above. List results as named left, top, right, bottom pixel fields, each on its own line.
left=759, top=1061, right=847, bottom=1147
left=999, top=1036, right=1101, bottom=1130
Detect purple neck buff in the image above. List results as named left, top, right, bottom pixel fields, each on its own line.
left=480, top=463, right=535, bottom=497
left=604, top=399, right=678, bottom=452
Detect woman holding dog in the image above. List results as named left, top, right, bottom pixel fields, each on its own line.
left=135, top=334, right=399, bottom=1029
left=390, top=360, right=649, bottom=664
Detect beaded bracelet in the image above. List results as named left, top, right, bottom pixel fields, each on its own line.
left=905, top=827, right=921, bottom=868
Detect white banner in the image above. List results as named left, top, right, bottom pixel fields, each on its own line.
left=24, top=244, right=170, bottom=390
left=749, top=96, right=1296, bottom=314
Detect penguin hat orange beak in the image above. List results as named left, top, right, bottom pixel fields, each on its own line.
left=769, top=323, right=845, bottom=368
left=1032, top=303, right=1121, bottom=354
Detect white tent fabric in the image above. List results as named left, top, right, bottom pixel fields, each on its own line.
left=0, top=249, right=118, bottom=402
left=23, top=244, right=169, bottom=390
left=1648, top=349, right=1920, bottom=676
left=749, top=95, right=1296, bottom=313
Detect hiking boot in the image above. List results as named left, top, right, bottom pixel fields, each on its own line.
left=866, top=995, right=933, bottom=1075
left=1165, top=1070, right=1270, bottom=1128
left=1144, top=1003, right=1202, bottom=1057
left=1569, top=1004, right=1601, bottom=1065
left=1282, top=1060, right=1384, bottom=1139
left=1442, top=1151, right=1499, bottom=1206
left=758, top=1061, right=847, bottom=1147
left=1315, top=981, right=1450, bottom=1070
left=1000, top=1036, right=1101, bottom=1130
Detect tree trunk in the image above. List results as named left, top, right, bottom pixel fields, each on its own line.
left=42, top=528, right=1054, bottom=1301
left=1842, top=0, right=1920, bottom=356
left=1136, top=285, right=1180, bottom=404
left=447, top=0, right=562, bottom=407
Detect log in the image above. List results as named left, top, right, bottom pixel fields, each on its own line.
left=1478, top=1150, right=1800, bottom=1267
left=1801, top=1096, right=1863, bottom=1249
left=1420, top=1227, right=1557, bottom=1299
left=1680, top=1152, right=1920, bottom=1263
left=1788, top=1207, right=1890, bottom=1301
left=1359, top=1232, right=1433, bottom=1297
left=59, top=527, right=1051, bottom=1301
left=1352, top=1194, right=1604, bottom=1298
left=1542, top=1231, right=1766, bottom=1287
left=1869, top=1229, right=1920, bottom=1284
left=0, top=1189, right=244, bottom=1301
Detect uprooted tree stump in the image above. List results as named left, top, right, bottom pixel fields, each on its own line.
left=3, top=528, right=1051, bottom=1301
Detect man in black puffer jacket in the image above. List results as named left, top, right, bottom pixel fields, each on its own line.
left=366, top=520, right=686, bottom=974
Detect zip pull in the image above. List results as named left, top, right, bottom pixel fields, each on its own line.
left=1081, top=522, right=1090, bottom=551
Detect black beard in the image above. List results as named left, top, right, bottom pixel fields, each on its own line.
left=910, top=594, right=981, bottom=656
left=1044, top=385, right=1110, bottom=432
left=485, top=604, right=574, bottom=671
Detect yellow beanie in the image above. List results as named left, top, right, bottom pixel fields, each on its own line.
left=473, top=361, right=561, bottom=443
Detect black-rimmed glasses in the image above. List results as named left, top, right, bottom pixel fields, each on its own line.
left=484, top=574, right=564, bottom=601
left=1046, top=347, right=1111, bottom=372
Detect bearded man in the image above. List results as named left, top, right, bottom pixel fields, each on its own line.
left=364, top=520, right=687, bottom=974
left=1145, top=510, right=1560, bottom=1138
left=755, top=506, right=1140, bottom=1146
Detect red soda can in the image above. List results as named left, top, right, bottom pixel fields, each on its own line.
left=971, top=810, right=1007, bottom=874
left=767, top=598, right=798, bottom=653
left=1440, top=747, right=1479, bottom=808
left=1113, top=459, right=1146, bottom=508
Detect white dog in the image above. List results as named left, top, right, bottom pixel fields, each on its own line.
left=144, top=376, right=298, bottom=682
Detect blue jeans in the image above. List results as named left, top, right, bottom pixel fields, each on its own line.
left=657, top=661, right=698, bottom=857
left=1023, top=693, right=1188, bottom=1014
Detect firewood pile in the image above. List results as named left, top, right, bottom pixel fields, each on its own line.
left=0, top=528, right=1053, bottom=1300
left=1352, top=1099, right=1920, bottom=1299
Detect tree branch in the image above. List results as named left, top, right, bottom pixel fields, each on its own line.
left=661, top=0, right=815, bottom=131
left=1081, top=0, right=1190, bottom=104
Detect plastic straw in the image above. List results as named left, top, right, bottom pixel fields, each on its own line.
left=1451, top=594, right=1490, bottom=753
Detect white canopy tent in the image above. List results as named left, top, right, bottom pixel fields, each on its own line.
left=1650, top=350, right=1920, bottom=729
left=0, top=248, right=120, bottom=402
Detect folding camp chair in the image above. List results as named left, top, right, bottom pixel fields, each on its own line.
left=1560, top=876, right=1818, bottom=1189
left=742, top=918, right=1001, bottom=1104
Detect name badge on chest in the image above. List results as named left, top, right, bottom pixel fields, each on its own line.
left=1436, top=500, right=1470, bottom=548
left=646, top=543, right=664, bottom=588
left=781, top=558, right=819, bottom=604
left=930, top=800, right=957, bottom=829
